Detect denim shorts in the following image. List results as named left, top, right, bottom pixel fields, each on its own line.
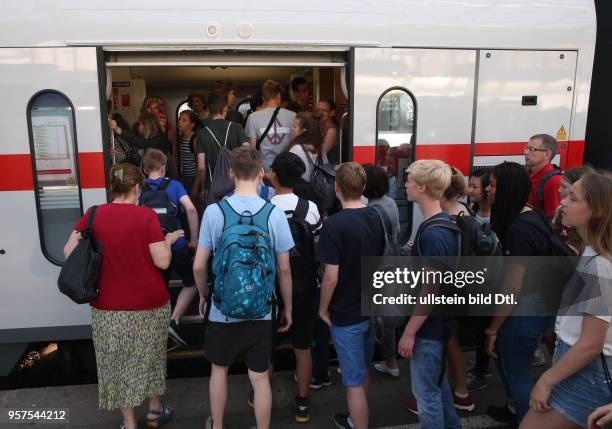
left=549, top=339, right=612, bottom=427
left=330, top=320, right=374, bottom=387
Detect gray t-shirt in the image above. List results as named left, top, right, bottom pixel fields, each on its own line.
left=368, top=195, right=400, bottom=239
left=245, top=107, right=295, bottom=169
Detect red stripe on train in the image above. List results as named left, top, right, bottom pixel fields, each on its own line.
left=353, top=140, right=585, bottom=173
left=0, top=153, right=106, bottom=191
left=0, top=142, right=586, bottom=192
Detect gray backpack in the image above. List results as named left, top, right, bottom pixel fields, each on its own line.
left=206, top=123, right=235, bottom=202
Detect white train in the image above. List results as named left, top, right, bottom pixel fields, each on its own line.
left=0, top=0, right=596, bottom=375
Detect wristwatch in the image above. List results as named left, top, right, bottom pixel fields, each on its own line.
left=485, top=328, right=497, bottom=336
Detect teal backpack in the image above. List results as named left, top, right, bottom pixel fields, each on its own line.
left=212, top=199, right=276, bottom=319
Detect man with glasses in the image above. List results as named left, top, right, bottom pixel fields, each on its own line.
left=524, top=133, right=562, bottom=219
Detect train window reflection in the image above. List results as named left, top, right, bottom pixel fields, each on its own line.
left=376, top=87, right=416, bottom=241
left=27, top=90, right=83, bottom=265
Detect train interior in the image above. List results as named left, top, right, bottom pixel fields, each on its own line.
left=105, top=52, right=349, bottom=362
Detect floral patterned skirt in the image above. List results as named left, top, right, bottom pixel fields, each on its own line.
left=91, top=302, right=170, bottom=410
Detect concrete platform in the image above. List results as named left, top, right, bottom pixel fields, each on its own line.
left=0, top=358, right=518, bottom=429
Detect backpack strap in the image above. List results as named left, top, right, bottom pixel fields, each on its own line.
left=293, top=198, right=309, bottom=223
left=251, top=201, right=275, bottom=233
left=415, top=217, right=461, bottom=257
left=372, top=205, right=394, bottom=244
left=205, top=126, right=222, bottom=147
left=217, top=199, right=242, bottom=231
left=223, top=122, right=231, bottom=147
left=536, top=169, right=561, bottom=210
left=159, top=176, right=172, bottom=191
left=256, top=107, right=281, bottom=151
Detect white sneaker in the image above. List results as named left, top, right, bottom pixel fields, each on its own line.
left=374, top=362, right=400, bottom=378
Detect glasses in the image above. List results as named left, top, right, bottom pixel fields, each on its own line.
left=524, top=146, right=549, bottom=153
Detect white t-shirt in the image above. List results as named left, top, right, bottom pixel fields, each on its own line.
left=555, top=246, right=612, bottom=355
left=270, top=193, right=322, bottom=239
left=289, top=144, right=328, bottom=181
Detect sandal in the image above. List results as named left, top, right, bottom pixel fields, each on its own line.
left=145, top=404, right=174, bottom=428
left=119, top=421, right=140, bottom=429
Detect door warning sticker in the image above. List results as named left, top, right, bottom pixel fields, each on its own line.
left=556, top=126, right=567, bottom=141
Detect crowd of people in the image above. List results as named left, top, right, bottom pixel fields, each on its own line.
left=64, top=76, right=612, bottom=429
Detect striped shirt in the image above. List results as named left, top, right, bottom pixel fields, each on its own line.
left=179, top=136, right=197, bottom=177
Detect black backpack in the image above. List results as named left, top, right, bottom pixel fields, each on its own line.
left=303, top=148, right=337, bottom=214
left=139, top=177, right=178, bottom=234
left=416, top=213, right=502, bottom=258
left=285, top=198, right=318, bottom=300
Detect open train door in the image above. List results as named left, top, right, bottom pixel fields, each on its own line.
left=351, top=47, right=476, bottom=239
left=0, top=47, right=107, bottom=375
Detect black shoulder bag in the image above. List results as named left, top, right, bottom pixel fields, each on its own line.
left=57, top=206, right=102, bottom=304
left=256, top=107, right=281, bottom=151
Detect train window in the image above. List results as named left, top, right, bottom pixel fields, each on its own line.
left=376, top=87, right=415, bottom=199
left=27, top=90, right=83, bottom=265
left=376, top=87, right=416, bottom=242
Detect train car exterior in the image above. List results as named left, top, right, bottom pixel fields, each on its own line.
left=0, top=0, right=597, bottom=375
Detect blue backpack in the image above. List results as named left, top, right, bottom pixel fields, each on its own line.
left=212, top=199, right=276, bottom=319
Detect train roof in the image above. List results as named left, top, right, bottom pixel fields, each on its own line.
left=0, top=0, right=596, bottom=51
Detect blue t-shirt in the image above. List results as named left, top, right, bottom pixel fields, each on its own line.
left=143, top=177, right=188, bottom=251
left=198, top=194, right=294, bottom=323
left=414, top=212, right=460, bottom=341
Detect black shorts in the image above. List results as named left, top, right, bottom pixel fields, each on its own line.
left=275, top=293, right=315, bottom=350
left=162, top=246, right=195, bottom=287
left=205, top=321, right=272, bottom=373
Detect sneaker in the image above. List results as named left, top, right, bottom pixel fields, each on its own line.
left=453, top=392, right=475, bottom=411
left=466, top=372, right=488, bottom=392
left=168, top=319, right=187, bottom=348
left=487, top=404, right=517, bottom=425
left=531, top=344, right=547, bottom=367
left=374, top=362, right=400, bottom=379
left=466, top=366, right=492, bottom=378
left=310, top=373, right=331, bottom=390
left=333, top=413, right=355, bottom=429
left=405, top=398, right=418, bottom=415
left=247, top=389, right=254, bottom=408
left=293, top=396, right=311, bottom=423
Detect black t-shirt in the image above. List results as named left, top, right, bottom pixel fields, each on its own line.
left=317, top=206, right=384, bottom=326
left=503, top=210, right=551, bottom=257
left=195, top=119, right=248, bottom=175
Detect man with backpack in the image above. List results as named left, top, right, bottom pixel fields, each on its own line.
left=245, top=80, right=296, bottom=170
left=397, top=160, right=461, bottom=429
left=269, top=152, right=321, bottom=423
left=141, top=149, right=200, bottom=349
left=195, top=89, right=249, bottom=203
left=525, top=133, right=562, bottom=220
left=193, top=146, right=294, bottom=429
left=318, top=162, right=385, bottom=429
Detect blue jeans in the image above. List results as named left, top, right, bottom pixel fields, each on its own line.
left=496, top=316, right=553, bottom=422
left=410, top=337, right=461, bottom=429
left=330, top=320, right=374, bottom=387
